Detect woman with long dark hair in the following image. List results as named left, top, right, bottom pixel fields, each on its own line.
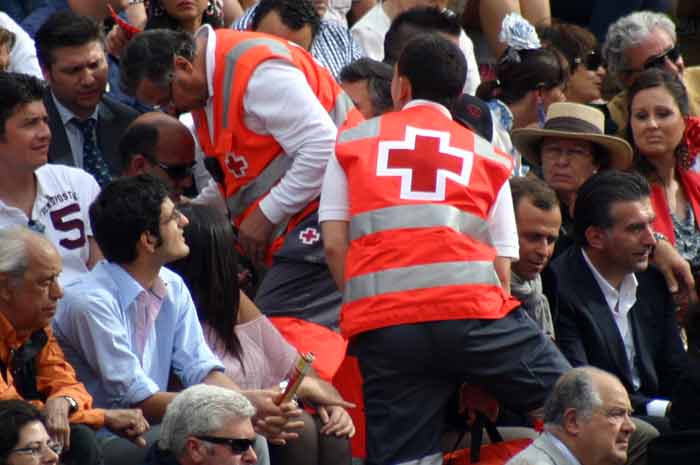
left=168, top=204, right=354, bottom=465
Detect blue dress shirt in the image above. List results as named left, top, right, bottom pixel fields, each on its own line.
left=53, top=261, right=224, bottom=410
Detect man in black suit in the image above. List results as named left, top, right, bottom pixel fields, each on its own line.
left=552, top=171, right=687, bottom=433
left=35, top=11, right=138, bottom=187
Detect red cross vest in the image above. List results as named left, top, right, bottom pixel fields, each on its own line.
left=192, top=30, right=362, bottom=259
left=336, top=103, right=521, bottom=338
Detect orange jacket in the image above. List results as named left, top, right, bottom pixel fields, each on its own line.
left=192, top=30, right=362, bottom=257
left=336, top=104, right=520, bottom=338
left=0, top=313, right=105, bottom=428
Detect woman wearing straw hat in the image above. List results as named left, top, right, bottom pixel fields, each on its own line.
left=512, top=101, right=633, bottom=253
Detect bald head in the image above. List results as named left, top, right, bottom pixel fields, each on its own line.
left=119, top=112, right=196, bottom=201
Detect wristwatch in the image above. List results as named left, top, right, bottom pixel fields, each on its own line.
left=63, top=396, right=78, bottom=414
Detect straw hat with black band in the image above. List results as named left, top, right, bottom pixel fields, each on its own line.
left=512, top=102, right=633, bottom=170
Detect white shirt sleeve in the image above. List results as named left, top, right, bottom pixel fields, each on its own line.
left=0, top=12, right=43, bottom=79
left=459, top=29, right=481, bottom=96
left=646, top=399, right=670, bottom=417
left=192, top=178, right=229, bottom=216
left=488, top=180, right=519, bottom=259
left=243, top=58, right=338, bottom=226
left=319, top=152, right=349, bottom=222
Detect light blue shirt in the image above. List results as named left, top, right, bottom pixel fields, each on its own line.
left=53, top=261, right=224, bottom=410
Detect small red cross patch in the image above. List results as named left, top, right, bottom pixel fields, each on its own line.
left=377, top=126, right=473, bottom=201
left=299, top=227, right=320, bottom=245
left=225, top=153, right=248, bottom=178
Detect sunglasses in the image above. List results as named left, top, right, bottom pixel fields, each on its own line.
left=156, top=160, right=196, bottom=180
left=641, top=45, right=681, bottom=71
left=575, top=50, right=603, bottom=71
left=195, top=435, right=255, bottom=455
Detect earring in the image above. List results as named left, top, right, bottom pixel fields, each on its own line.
left=536, top=94, right=546, bottom=128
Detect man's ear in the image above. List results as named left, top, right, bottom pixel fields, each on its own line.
left=173, top=55, right=194, bottom=75
left=184, top=437, right=207, bottom=463
left=138, top=230, right=159, bottom=255
left=40, top=65, right=51, bottom=84
left=585, top=225, right=607, bottom=251
left=562, top=407, right=583, bottom=435
left=398, top=74, right=413, bottom=107
left=125, top=154, right=149, bottom=177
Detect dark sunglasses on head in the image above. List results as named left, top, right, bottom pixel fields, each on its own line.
left=575, top=50, right=603, bottom=71
left=156, top=160, right=196, bottom=180
left=195, top=436, right=255, bottom=454
left=642, top=44, right=681, bottom=70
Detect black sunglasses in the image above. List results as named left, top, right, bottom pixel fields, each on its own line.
left=575, top=50, right=603, bottom=71
left=642, top=44, right=681, bottom=71
left=156, top=160, right=196, bottom=180
left=195, top=436, right=255, bottom=454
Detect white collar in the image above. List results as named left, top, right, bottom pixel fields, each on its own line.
left=402, top=99, right=452, bottom=119
left=581, top=248, right=638, bottom=315
left=52, top=92, right=99, bottom=126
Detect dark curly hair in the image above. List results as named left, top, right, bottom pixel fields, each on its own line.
left=90, top=175, right=170, bottom=264
left=0, top=73, right=45, bottom=139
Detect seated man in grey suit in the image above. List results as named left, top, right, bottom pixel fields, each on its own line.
left=35, top=11, right=138, bottom=187
left=552, top=171, right=688, bottom=434
left=507, top=367, right=636, bottom=465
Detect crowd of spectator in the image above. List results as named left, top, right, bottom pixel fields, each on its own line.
left=0, top=1, right=699, bottom=465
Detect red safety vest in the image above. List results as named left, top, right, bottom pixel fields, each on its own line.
left=192, top=29, right=362, bottom=257
left=336, top=103, right=521, bottom=338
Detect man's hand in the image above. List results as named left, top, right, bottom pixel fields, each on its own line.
left=653, top=239, right=698, bottom=303
left=244, top=389, right=304, bottom=445
left=318, top=406, right=355, bottom=437
left=238, top=206, right=276, bottom=265
left=44, top=398, right=72, bottom=450
left=104, top=409, right=150, bottom=447
left=105, top=24, right=130, bottom=58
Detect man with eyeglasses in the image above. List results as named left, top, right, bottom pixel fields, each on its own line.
left=120, top=113, right=197, bottom=203
left=506, top=367, right=636, bottom=465
left=603, top=11, right=700, bottom=137
left=0, top=72, right=103, bottom=287
left=144, top=385, right=257, bottom=465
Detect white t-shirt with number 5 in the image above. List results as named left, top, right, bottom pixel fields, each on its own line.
left=0, top=164, right=100, bottom=286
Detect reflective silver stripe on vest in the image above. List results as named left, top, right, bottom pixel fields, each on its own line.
left=349, top=204, right=492, bottom=245
left=329, top=91, right=355, bottom=127
left=344, top=260, right=501, bottom=304
left=337, top=117, right=381, bottom=144
left=221, top=38, right=293, bottom=129
left=473, top=135, right=512, bottom=170
left=226, top=154, right=293, bottom=218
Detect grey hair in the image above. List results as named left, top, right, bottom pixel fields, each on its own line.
left=543, top=367, right=607, bottom=427
left=603, top=11, right=677, bottom=77
left=0, top=227, right=35, bottom=279
left=158, top=385, right=256, bottom=457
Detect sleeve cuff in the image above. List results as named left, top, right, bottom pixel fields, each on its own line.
left=646, top=399, right=670, bottom=417
left=258, top=195, right=286, bottom=225
left=124, top=378, right=161, bottom=406
left=495, top=244, right=519, bottom=260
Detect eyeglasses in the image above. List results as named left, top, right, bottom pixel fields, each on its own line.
left=641, top=45, right=681, bottom=71
left=10, top=441, right=63, bottom=458
left=161, top=207, right=184, bottom=225
left=574, top=50, right=604, bottom=71
left=155, top=160, right=196, bottom=180
left=195, top=435, right=255, bottom=455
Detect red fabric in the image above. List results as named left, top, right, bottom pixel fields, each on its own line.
left=650, top=169, right=700, bottom=244
left=443, top=439, right=533, bottom=465
left=333, top=356, right=366, bottom=459
left=336, top=105, right=519, bottom=338
left=268, top=317, right=347, bottom=382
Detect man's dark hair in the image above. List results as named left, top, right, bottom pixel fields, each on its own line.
left=0, top=73, right=45, bottom=139
left=252, top=0, right=321, bottom=41
left=120, top=29, right=196, bottom=97
left=510, top=176, right=560, bottom=215
left=0, top=400, right=44, bottom=462
left=339, top=58, right=393, bottom=116
left=573, top=170, right=650, bottom=247
left=384, top=7, right=461, bottom=65
left=34, top=10, right=103, bottom=69
left=119, top=122, right=160, bottom=169
left=397, top=33, right=465, bottom=108
left=90, top=175, right=170, bottom=264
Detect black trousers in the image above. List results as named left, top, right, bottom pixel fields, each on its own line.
left=352, top=308, right=571, bottom=465
left=63, top=424, right=102, bottom=465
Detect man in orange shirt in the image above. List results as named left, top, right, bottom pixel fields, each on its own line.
left=0, top=226, right=149, bottom=465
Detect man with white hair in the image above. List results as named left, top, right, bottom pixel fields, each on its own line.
left=507, top=367, right=636, bottom=465
left=145, top=384, right=257, bottom=465
left=603, top=11, right=700, bottom=136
